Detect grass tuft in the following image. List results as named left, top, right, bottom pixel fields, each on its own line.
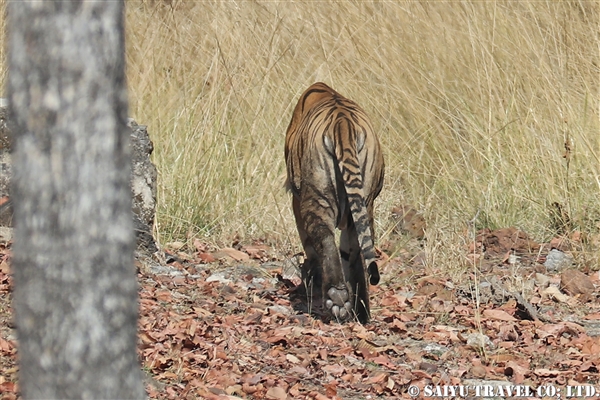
left=124, top=1, right=599, bottom=262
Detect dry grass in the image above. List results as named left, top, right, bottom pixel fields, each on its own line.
left=2, top=1, right=600, bottom=271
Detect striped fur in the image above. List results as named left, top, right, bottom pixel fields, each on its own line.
left=285, top=82, right=384, bottom=323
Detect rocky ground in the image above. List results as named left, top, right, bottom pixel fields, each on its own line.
left=2, top=225, right=600, bottom=399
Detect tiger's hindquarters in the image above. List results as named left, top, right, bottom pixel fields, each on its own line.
left=295, top=186, right=357, bottom=321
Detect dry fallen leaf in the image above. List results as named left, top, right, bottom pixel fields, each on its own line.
left=265, top=386, right=287, bottom=400
left=560, top=269, right=595, bottom=300
left=504, top=361, right=529, bottom=384
left=285, top=354, right=300, bottom=364
left=542, top=286, right=570, bottom=303
left=197, top=252, right=216, bottom=263
left=322, top=364, right=345, bottom=377
left=482, top=309, right=517, bottom=322
left=218, top=247, right=250, bottom=261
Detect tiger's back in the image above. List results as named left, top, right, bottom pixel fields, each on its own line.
left=285, top=82, right=384, bottom=323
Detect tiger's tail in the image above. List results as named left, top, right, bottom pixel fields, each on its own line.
left=325, top=116, right=380, bottom=286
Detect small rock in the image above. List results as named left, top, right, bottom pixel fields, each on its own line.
left=466, top=333, right=495, bottom=350
left=542, top=285, right=570, bottom=303
left=421, top=342, right=449, bottom=356
left=206, top=271, right=233, bottom=284
left=268, top=305, right=292, bottom=316
left=262, top=261, right=284, bottom=270
left=579, top=321, right=600, bottom=337
left=129, top=119, right=157, bottom=231
left=535, top=273, right=551, bottom=289
left=544, top=249, right=574, bottom=272
left=149, top=264, right=184, bottom=277
left=0, top=104, right=159, bottom=252
left=285, top=354, right=300, bottom=364
left=560, top=268, right=595, bottom=301
left=281, top=256, right=302, bottom=285
left=237, top=265, right=268, bottom=277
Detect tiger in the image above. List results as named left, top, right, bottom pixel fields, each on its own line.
left=285, top=82, right=385, bottom=323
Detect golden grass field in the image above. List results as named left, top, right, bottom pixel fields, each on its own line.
left=2, top=1, right=600, bottom=270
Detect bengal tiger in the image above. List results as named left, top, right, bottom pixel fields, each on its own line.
left=285, top=82, right=385, bottom=323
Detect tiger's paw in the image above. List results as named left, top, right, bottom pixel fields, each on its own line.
left=325, top=286, right=353, bottom=321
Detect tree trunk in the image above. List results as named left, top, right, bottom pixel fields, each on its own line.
left=7, top=1, right=145, bottom=399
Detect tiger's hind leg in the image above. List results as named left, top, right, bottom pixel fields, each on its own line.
left=340, top=218, right=370, bottom=323
left=318, top=230, right=353, bottom=321
left=295, top=191, right=353, bottom=321
left=311, top=228, right=353, bottom=321
left=292, top=196, right=322, bottom=304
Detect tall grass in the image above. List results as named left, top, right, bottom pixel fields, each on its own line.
left=125, top=1, right=598, bottom=250
left=2, top=2, right=599, bottom=267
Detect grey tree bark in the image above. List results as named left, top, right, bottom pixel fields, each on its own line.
left=7, top=1, right=145, bottom=399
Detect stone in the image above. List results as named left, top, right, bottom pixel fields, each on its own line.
left=0, top=100, right=11, bottom=227
left=0, top=99, right=158, bottom=253
left=541, top=285, right=570, bottom=303
left=128, top=118, right=157, bottom=231
left=477, top=227, right=539, bottom=257
left=544, top=249, right=574, bottom=272
left=466, top=332, right=495, bottom=350
left=560, top=268, right=595, bottom=301
left=535, top=273, right=551, bottom=289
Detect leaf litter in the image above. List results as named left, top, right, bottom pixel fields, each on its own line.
left=1, top=227, right=600, bottom=399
